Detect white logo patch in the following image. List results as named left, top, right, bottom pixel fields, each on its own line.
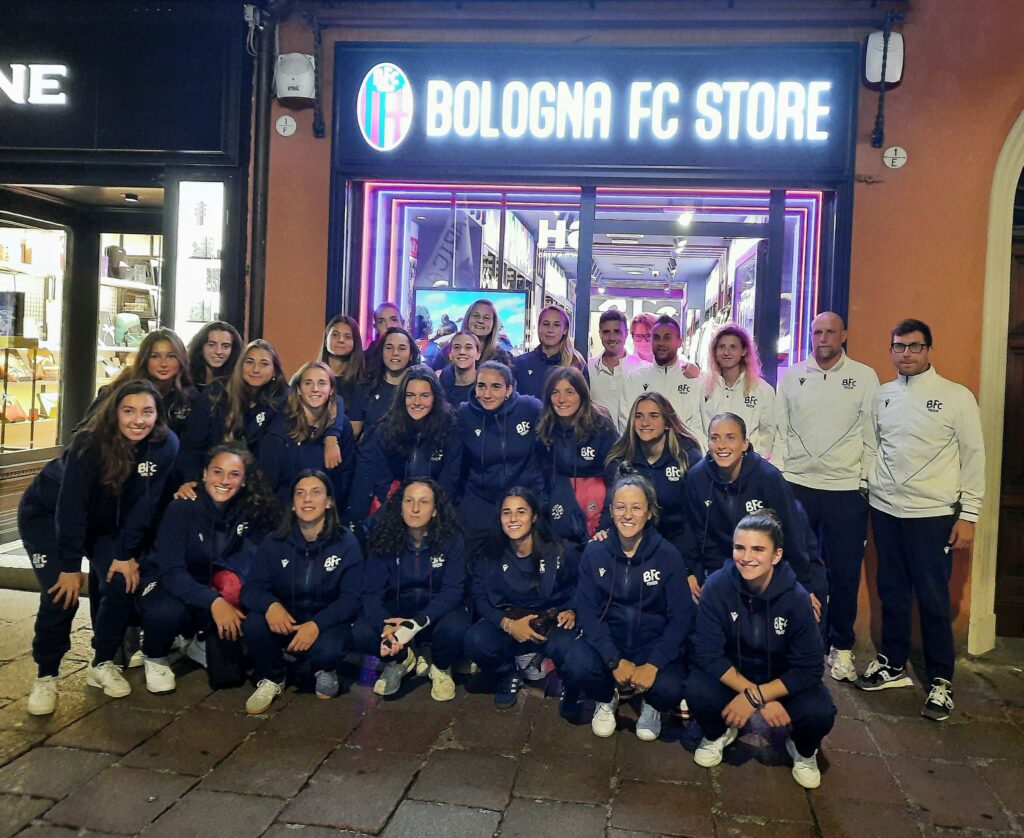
left=197, top=533, right=204, bottom=542
left=730, top=611, right=739, bottom=622
left=515, top=421, right=531, bottom=436
left=256, top=411, right=267, bottom=427
left=281, top=558, right=290, bottom=568
left=538, top=558, right=546, bottom=574
left=598, top=567, right=607, bottom=577
left=475, top=428, right=482, bottom=437
left=324, top=554, right=342, bottom=572
left=528, top=369, right=535, bottom=375
left=745, top=499, right=764, bottom=514
left=30, top=553, right=47, bottom=569
left=773, top=616, right=788, bottom=635
left=237, top=522, right=249, bottom=536
left=642, top=569, right=661, bottom=586
left=137, top=461, right=158, bottom=477
left=430, top=448, right=443, bottom=462
left=502, top=563, right=509, bottom=572
left=580, top=446, right=596, bottom=461
left=430, top=553, right=445, bottom=569
left=704, top=500, right=712, bottom=507
left=551, top=504, right=564, bottom=520
left=665, top=465, right=681, bottom=482
left=142, top=581, right=157, bottom=597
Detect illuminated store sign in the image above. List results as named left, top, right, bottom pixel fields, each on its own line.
left=335, top=43, right=859, bottom=176
left=0, top=63, right=68, bottom=105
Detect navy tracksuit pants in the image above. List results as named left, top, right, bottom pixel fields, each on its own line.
left=463, top=620, right=575, bottom=678
left=245, top=611, right=352, bottom=682
left=138, top=583, right=214, bottom=659
left=559, top=637, right=687, bottom=713
left=687, top=668, right=836, bottom=757
left=790, top=485, right=869, bottom=651
left=871, top=509, right=957, bottom=683
left=352, top=607, right=470, bottom=670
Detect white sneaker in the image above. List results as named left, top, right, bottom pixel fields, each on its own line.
left=373, top=649, right=416, bottom=697
left=428, top=664, right=455, bottom=701
left=415, top=655, right=430, bottom=677
left=635, top=700, right=662, bottom=741
left=829, top=648, right=857, bottom=683
left=27, top=676, right=57, bottom=716
left=143, top=657, right=176, bottom=694
left=694, top=726, right=739, bottom=767
left=128, top=649, right=145, bottom=669
left=246, top=679, right=284, bottom=714
left=591, top=694, right=619, bottom=738
left=86, top=662, right=131, bottom=698
left=786, top=737, right=822, bottom=789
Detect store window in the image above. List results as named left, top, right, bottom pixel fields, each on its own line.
left=173, top=181, right=226, bottom=345
left=0, top=224, right=66, bottom=451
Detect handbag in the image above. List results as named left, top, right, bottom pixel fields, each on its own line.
left=205, top=633, right=247, bottom=689
left=503, top=606, right=559, bottom=639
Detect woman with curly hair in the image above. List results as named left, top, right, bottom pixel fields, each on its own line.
left=257, top=361, right=356, bottom=506
left=347, top=365, right=462, bottom=522
left=604, top=392, right=702, bottom=555
left=139, top=443, right=279, bottom=693
left=513, top=305, right=588, bottom=399
left=186, top=321, right=243, bottom=387
left=561, top=471, right=694, bottom=742
left=20, top=380, right=179, bottom=714
left=464, top=487, right=579, bottom=709
left=699, top=323, right=776, bottom=457
left=537, top=367, right=618, bottom=546
left=320, top=314, right=365, bottom=404
left=348, top=326, right=420, bottom=439
left=353, top=478, right=469, bottom=702
left=242, top=470, right=365, bottom=712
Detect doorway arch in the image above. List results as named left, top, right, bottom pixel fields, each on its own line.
left=971, top=108, right=1024, bottom=655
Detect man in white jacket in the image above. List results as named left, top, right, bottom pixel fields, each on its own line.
left=858, top=319, right=984, bottom=722
left=588, top=309, right=649, bottom=433
left=617, top=315, right=701, bottom=439
left=774, top=312, right=878, bottom=683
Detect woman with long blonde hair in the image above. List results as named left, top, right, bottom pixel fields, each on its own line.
left=698, top=323, right=776, bottom=457
left=513, top=305, right=588, bottom=399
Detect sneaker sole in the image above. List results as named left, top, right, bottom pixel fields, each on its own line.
left=27, top=702, right=56, bottom=716
left=246, top=702, right=274, bottom=715
left=591, top=723, right=617, bottom=738
left=830, top=669, right=858, bottom=683
left=431, top=689, right=455, bottom=702
left=856, top=675, right=914, bottom=691
left=694, top=728, right=739, bottom=767
left=494, top=695, right=518, bottom=709
left=636, top=728, right=660, bottom=742
left=86, top=673, right=131, bottom=699
left=145, top=684, right=176, bottom=695
left=920, top=707, right=951, bottom=721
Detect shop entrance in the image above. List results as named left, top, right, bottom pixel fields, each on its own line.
left=350, top=182, right=831, bottom=384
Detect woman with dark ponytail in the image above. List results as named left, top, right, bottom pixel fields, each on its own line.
left=690, top=510, right=835, bottom=789
left=20, top=380, right=179, bottom=714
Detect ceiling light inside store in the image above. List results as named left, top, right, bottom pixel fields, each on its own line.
left=626, top=270, right=644, bottom=275
left=415, top=215, right=427, bottom=220
left=677, top=211, right=694, bottom=227
left=607, top=233, right=643, bottom=240
left=597, top=286, right=606, bottom=294
left=675, top=239, right=688, bottom=252
left=123, top=193, right=140, bottom=204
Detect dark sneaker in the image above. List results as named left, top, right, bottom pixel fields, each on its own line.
left=921, top=678, right=954, bottom=721
left=494, top=672, right=523, bottom=709
left=856, top=654, right=914, bottom=691
left=559, top=686, right=582, bottom=722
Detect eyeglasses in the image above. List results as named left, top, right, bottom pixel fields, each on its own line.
left=891, top=342, right=929, bottom=354
left=630, top=334, right=652, bottom=343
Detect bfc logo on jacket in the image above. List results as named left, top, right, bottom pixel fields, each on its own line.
left=324, top=555, right=342, bottom=572
left=642, top=569, right=661, bottom=586
left=678, top=383, right=691, bottom=395
left=430, top=553, right=445, bottom=568
left=773, top=616, right=788, bottom=635
left=551, top=504, right=564, bottom=520
left=927, top=399, right=943, bottom=413
left=30, top=553, right=46, bottom=569
left=516, top=421, right=531, bottom=436
left=745, top=498, right=764, bottom=514
left=580, top=446, right=596, bottom=461
left=137, top=461, right=158, bottom=477
left=665, top=465, right=682, bottom=482
left=842, top=378, right=857, bottom=390
left=430, top=447, right=444, bottom=462
left=744, top=395, right=758, bottom=408
left=256, top=411, right=267, bottom=427
left=170, top=403, right=191, bottom=421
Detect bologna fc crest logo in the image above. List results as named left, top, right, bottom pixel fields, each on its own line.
left=357, top=63, right=414, bottom=152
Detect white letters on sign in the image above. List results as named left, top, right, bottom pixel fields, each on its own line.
left=0, top=64, right=69, bottom=105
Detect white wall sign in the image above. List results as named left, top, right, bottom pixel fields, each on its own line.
left=0, top=64, right=68, bottom=105
left=276, top=115, right=297, bottom=137
left=882, top=145, right=907, bottom=169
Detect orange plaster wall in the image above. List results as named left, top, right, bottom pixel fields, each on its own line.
left=262, top=1, right=1024, bottom=644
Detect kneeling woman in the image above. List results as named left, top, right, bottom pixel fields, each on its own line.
left=20, top=381, right=179, bottom=714
left=561, top=472, right=694, bottom=741
left=689, top=511, right=835, bottom=789
left=465, top=488, right=578, bottom=708
left=241, top=471, right=364, bottom=713
left=140, top=444, right=279, bottom=693
left=354, top=479, right=469, bottom=702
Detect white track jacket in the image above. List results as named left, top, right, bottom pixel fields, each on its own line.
left=868, top=366, right=985, bottom=522
left=698, top=371, right=776, bottom=458
left=773, top=352, right=879, bottom=491
left=618, top=360, right=703, bottom=443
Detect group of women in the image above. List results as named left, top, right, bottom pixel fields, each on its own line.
left=19, top=297, right=835, bottom=789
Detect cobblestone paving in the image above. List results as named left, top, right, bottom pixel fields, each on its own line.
left=0, top=590, right=1022, bottom=837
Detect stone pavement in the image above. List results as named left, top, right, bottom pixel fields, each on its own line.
left=0, top=589, right=1022, bottom=838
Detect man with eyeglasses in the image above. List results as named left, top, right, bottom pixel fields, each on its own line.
left=617, top=315, right=702, bottom=437
left=773, top=312, right=878, bottom=684
left=588, top=309, right=650, bottom=432
left=858, top=318, right=984, bottom=723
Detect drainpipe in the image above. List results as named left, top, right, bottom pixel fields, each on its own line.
left=248, top=0, right=292, bottom=339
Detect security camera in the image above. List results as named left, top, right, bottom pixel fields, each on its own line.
left=651, top=269, right=660, bottom=278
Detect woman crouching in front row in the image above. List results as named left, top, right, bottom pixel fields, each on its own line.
left=559, top=470, right=694, bottom=741
left=241, top=470, right=364, bottom=714
left=689, top=510, right=836, bottom=788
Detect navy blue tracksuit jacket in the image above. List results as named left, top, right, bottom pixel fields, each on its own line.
left=144, top=493, right=265, bottom=611
left=472, top=540, right=579, bottom=627
left=348, top=422, right=463, bottom=520
left=439, top=365, right=474, bottom=407
left=511, top=347, right=590, bottom=400
left=242, top=525, right=364, bottom=630
left=576, top=528, right=694, bottom=669
left=680, top=449, right=817, bottom=593
left=362, top=533, right=467, bottom=628
left=693, top=561, right=824, bottom=695
left=348, top=380, right=397, bottom=429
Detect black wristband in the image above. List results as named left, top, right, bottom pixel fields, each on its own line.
left=743, top=688, right=762, bottom=709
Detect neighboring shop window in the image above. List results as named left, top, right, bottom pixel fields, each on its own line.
left=0, top=226, right=66, bottom=451
left=97, top=233, right=163, bottom=396
left=174, top=181, right=226, bottom=345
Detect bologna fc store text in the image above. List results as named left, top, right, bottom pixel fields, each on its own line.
left=329, top=41, right=859, bottom=383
